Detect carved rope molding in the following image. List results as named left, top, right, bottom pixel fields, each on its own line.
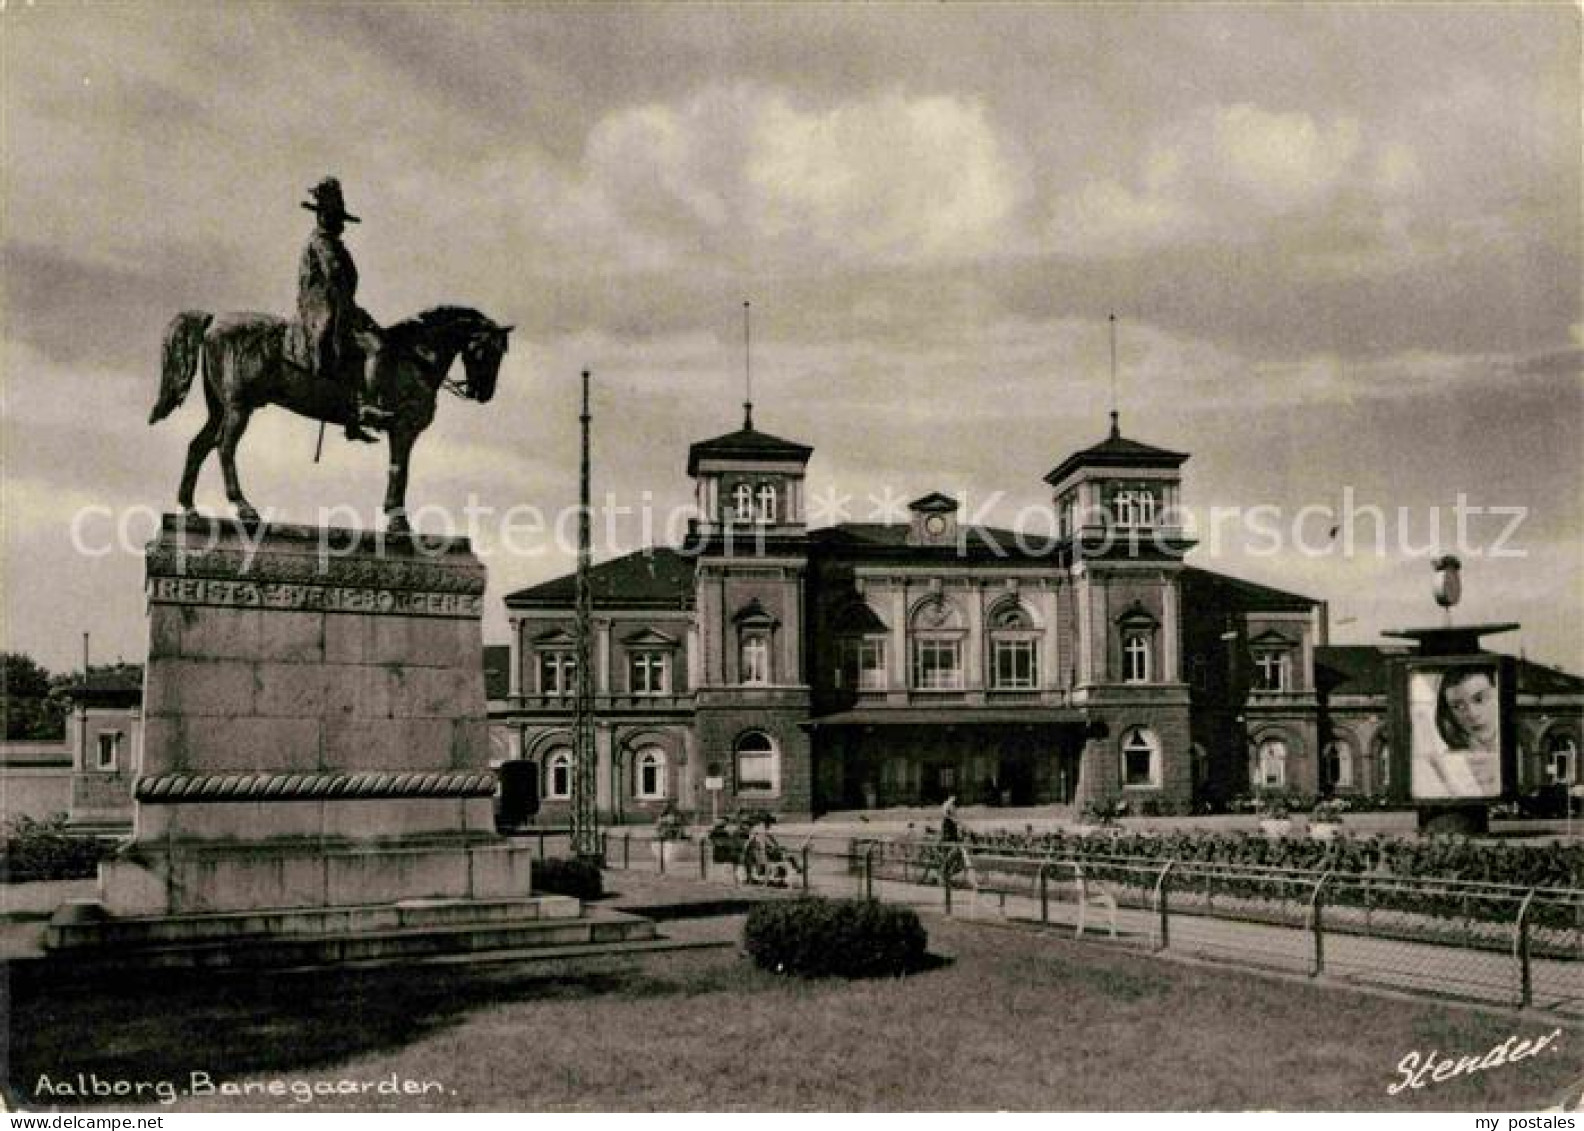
left=134, top=770, right=498, bottom=803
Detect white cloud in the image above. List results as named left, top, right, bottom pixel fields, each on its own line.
left=1046, top=102, right=1418, bottom=264
left=489, top=85, right=1030, bottom=273
left=747, top=91, right=1027, bottom=261
left=1212, top=103, right=1361, bottom=213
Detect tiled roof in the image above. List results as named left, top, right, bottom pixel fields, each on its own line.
left=1315, top=645, right=1584, bottom=697
left=504, top=547, right=696, bottom=608
left=686, top=426, right=814, bottom=475
left=1180, top=567, right=1317, bottom=612
left=1315, top=645, right=1401, bottom=696
left=1044, top=425, right=1189, bottom=486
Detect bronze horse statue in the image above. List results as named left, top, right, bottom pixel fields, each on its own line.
left=151, top=306, right=512, bottom=532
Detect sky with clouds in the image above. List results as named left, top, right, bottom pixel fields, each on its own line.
left=3, top=2, right=1580, bottom=674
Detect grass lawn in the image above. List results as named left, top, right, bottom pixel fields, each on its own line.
left=6, top=916, right=1580, bottom=1112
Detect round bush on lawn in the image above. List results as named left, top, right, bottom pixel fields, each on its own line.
left=743, top=897, right=927, bottom=978
left=532, top=856, right=603, bottom=901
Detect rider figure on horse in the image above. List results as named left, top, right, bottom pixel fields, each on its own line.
left=298, top=177, right=391, bottom=443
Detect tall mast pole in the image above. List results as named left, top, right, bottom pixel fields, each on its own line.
left=1108, top=312, right=1120, bottom=438
left=742, top=299, right=754, bottom=430
left=572, top=369, right=600, bottom=860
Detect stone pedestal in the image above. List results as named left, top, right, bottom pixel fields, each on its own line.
left=94, top=515, right=536, bottom=919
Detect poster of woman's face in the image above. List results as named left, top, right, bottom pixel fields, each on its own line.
left=1408, top=665, right=1502, bottom=799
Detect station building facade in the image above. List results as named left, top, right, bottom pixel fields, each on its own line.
left=497, top=416, right=1583, bottom=823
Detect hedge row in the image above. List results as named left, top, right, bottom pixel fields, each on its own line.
left=1, top=815, right=116, bottom=884
left=532, top=856, right=604, bottom=901
left=961, top=829, right=1584, bottom=891
left=743, top=897, right=927, bottom=979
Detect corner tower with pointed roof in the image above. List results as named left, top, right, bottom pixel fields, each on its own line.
left=1043, top=413, right=1197, bottom=808
left=687, top=409, right=816, bottom=816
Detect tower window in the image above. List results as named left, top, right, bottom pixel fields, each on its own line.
left=733, top=482, right=755, bottom=522
left=756, top=483, right=778, bottom=524
left=740, top=633, right=770, bottom=685
left=1123, top=634, right=1152, bottom=683
left=1120, top=727, right=1160, bottom=788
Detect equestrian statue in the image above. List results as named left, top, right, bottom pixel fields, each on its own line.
left=150, top=177, right=513, bottom=533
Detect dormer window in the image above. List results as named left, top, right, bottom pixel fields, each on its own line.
left=756, top=483, right=778, bottom=524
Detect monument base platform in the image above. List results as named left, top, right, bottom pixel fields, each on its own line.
left=94, top=835, right=537, bottom=917
left=43, top=895, right=658, bottom=972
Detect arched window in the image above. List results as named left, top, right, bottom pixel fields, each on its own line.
left=634, top=747, right=666, bottom=800
left=989, top=601, right=1039, bottom=690
left=1321, top=736, right=1354, bottom=791
left=1255, top=738, right=1288, bottom=790
left=1120, top=727, right=1160, bottom=788
left=735, top=731, right=779, bottom=795
left=732, top=482, right=754, bottom=522
left=910, top=596, right=964, bottom=690
left=1545, top=732, right=1578, bottom=785
left=755, top=483, right=778, bottom=524
left=545, top=748, right=573, bottom=799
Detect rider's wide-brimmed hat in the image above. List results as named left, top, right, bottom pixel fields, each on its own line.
left=301, top=177, right=360, bottom=223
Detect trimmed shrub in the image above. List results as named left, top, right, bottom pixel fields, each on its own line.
left=2, top=814, right=116, bottom=884
left=743, top=896, right=927, bottom=979
left=532, top=856, right=603, bottom=901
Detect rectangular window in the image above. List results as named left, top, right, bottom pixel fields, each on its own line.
left=992, top=639, right=1038, bottom=689
left=838, top=637, right=888, bottom=690
left=912, top=637, right=963, bottom=690
left=629, top=652, right=669, bottom=695
left=1253, top=652, right=1291, bottom=692
left=539, top=652, right=576, bottom=696
left=95, top=732, right=118, bottom=771
left=1123, top=635, right=1152, bottom=683
left=1112, top=487, right=1158, bottom=528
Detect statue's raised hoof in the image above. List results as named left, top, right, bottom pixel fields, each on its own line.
left=235, top=504, right=261, bottom=526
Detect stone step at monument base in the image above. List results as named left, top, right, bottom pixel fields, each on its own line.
left=42, top=897, right=658, bottom=972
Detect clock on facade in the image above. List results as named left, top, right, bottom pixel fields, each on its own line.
left=924, top=514, right=948, bottom=537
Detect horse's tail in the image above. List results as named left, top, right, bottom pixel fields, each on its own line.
left=150, top=311, right=213, bottom=424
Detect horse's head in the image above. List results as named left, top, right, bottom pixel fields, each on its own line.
left=459, top=319, right=512, bottom=404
